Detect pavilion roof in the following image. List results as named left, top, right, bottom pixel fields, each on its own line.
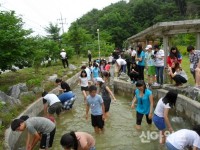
left=127, top=19, right=200, bottom=42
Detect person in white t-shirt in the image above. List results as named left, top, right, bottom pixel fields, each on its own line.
left=166, top=125, right=200, bottom=150
left=116, top=58, right=127, bottom=74
left=60, top=49, right=69, bottom=68
left=79, top=70, right=89, bottom=103
left=131, top=48, right=137, bottom=63
left=154, top=45, right=165, bottom=85
left=42, top=91, right=63, bottom=117
left=108, top=53, right=114, bottom=64
left=153, top=90, right=178, bottom=144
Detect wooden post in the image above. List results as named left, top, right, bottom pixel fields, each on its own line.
left=163, top=35, right=169, bottom=83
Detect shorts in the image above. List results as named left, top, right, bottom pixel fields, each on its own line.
left=40, top=128, right=56, bottom=149
left=165, top=141, right=179, bottom=150
left=48, top=102, right=62, bottom=115
left=91, top=114, right=104, bottom=129
left=90, top=147, right=96, bottom=150
left=147, top=66, right=156, bottom=76
left=153, top=114, right=166, bottom=130
left=136, top=111, right=152, bottom=125
left=63, top=96, right=76, bottom=110
left=103, top=98, right=111, bottom=112
left=81, top=86, right=89, bottom=91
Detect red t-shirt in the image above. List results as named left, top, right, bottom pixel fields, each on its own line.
left=167, top=56, right=182, bottom=67
left=105, top=64, right=110, bottom=71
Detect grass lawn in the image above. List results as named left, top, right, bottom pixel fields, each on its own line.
left=0, top=56, right=86, bottom=146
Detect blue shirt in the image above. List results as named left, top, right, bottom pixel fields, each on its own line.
left=137, top=51, right=145, bottom=66
left=58, top=91, right=75, bottom=103
left=135, top=89, right=152, bottom=114
left=92, top=67, right=100, bottom=78
left=87, top=94, right=103, bottom=115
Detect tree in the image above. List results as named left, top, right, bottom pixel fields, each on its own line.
left=62, top=22, right=92, bottom=55
left=0, top=10, right=32, bottom=71
left=45, top=22, right=61, bottom=42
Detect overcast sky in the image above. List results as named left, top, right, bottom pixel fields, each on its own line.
left=0, top=0, right=128, bottom=36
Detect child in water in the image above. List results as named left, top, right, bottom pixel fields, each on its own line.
left=166, top=125, right=200, bottom=150
left=79, top=70, right=89, bottom=103
left=96, top=77, right=116, bottom=120
left=153, top=90, right=178, bottom=144
left=60, top=131, right=96, bottom=150
left=86, top=85, right=105, bottom=133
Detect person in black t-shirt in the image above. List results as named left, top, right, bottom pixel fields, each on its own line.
left=55, top=79, right=71, bottom=93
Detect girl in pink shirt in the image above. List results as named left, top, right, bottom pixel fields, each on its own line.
left=60, top=131, right=95, bottom=150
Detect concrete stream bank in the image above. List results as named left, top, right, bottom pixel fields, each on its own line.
left=4, top=72, right=80, bottom=150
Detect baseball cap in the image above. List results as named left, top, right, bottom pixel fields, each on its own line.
left=96, top=77, right=105, bottom=83
left=145, top=45, right=152, bottom=50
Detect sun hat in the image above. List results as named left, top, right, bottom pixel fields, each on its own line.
left=145, top=45, right=152, bottom=50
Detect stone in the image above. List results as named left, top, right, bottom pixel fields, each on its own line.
left=8, top=83, right=28, bottom=99
left=67, top=71, right=73, bottom=75
left=69, top=64, right=77, bottom=70
left=118, top=72, right=129, bottom=81
left=171, top=116, right=184, bottom=123
left=20, top=91, right=35, bottom=98
left=81, top=61, right=87, bottom=65
left=0, top=91, right=21, bottom=105
left=32, top=87, right=44, bottom=94
left=163, top=84, right=200, bottom=102
left=48, top=74, right=58, bottom=82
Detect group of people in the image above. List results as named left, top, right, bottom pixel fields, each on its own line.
left=112, top=44, right=200, bottom=88
left=131, top=80, right=200, bottom=149
left=10, top=45, right=200, bottom=150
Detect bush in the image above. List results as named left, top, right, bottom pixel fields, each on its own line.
left=27, top=78, right=42, bottom=89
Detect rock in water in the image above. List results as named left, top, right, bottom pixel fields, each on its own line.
left=118, top=72, right=129, bottom=81
left=69, top=64, right=77, bottom=70
left=171, top=116, right=184, bottom=123
left=0, top=91, right=21, bottom=105
left=48, top=74, right=58, bottom=82
left=8, top=83, right=28, bottom=99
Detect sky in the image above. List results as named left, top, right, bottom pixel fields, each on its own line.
left=0, top=0, right=128, bottom=36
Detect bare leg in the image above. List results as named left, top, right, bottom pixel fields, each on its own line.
left=195, top=69, right=200, bottom=86
left=136, top=125, right=141, bottom=130
left=105, top=112, right=109, bottom=121
left=159, top=130, right=165, bottom=144
left=94, top=127, right=99, bottom=134
left=82, top=90, right=87, bottom=103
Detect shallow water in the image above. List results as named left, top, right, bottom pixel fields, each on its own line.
left=15, top=86, right=193, bottom=150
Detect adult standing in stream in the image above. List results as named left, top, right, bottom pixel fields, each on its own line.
left=131, top=80, right=154, bottom=130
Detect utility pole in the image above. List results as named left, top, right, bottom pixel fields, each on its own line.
left=57, top=13, right=66, bottom=34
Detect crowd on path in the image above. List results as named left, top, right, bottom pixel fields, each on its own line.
left=10, top=44, right=200, bottom=150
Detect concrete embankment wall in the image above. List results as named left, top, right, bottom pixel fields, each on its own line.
left=113, top=78, right=200, bottom=125
left=4, top=72, right=80, bottom=150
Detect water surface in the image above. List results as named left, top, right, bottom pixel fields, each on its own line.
left=15, top=86, right=193, bottom=150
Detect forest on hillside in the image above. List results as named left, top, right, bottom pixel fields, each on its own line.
left=69, top=0, right=200, bottom=48
left=0, top=0, right=200, bottom=71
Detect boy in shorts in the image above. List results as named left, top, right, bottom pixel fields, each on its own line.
left=11, top=116, right=56, bottom=150
left=86, top=85, right=105, bottom=133
left=145, top=45, right=156, bottom=86
left=42, top=91, right=63, bottom=117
